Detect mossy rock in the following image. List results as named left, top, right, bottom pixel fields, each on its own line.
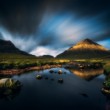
left=101, top=87, right=110, bottom=95
left=0, top=78, right=21, bottom=89
left=103, top=78, right=110, bottom=88
left=102, top=77, right=110, bottom=95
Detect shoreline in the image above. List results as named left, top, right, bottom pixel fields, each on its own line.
left=0, top=64, right=62, bottom=76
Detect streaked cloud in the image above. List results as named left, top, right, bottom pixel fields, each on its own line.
left=0, top=0, right=109, bottom=56
left=30, top=46, right=68, bottom=57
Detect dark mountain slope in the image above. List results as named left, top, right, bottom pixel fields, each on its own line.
left=0, top=39, right=36, bottom=58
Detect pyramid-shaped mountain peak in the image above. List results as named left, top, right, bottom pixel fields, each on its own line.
left=56, top=38, right=110, bottom=59
left=82, top=38, right=94, bottom=42
left=77, top=38, right=98, bottom=45
left=68, top=38, right=107, bottom=51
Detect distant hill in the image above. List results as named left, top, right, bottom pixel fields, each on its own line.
left=38, top=55, right=54, bottom=59
left=56, top=38, right=110, bottom=59
left=0, top=39, right=35, bottom=58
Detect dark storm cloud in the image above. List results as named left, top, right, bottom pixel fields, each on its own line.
left=0, top=0, right=109, bottom=35
left=92, top=30, right=110, bottom=42
left=0, top=0, right=46, bottom=35
left=55, top=0, right=109, bottom=15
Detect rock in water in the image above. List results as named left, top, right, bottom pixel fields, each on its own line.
left=58, top=70, right=62, bottom=74
left=80, top=93, right=88, bottom=98
left=0, top=78, right=22, bottom=100
left=36, top=75, right=42, bottom=80
left=49, top=70, right=54, bottom=73
left=58, top=79, right=63, bottom=83
left=101, top=78, right=110, bottom=95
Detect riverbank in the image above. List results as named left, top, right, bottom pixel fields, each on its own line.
left=0, top=64, right=62, bottom=76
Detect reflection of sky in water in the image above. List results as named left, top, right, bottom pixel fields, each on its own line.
left=97, top=74, right=105, bottom=80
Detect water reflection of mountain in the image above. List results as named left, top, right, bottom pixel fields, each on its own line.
left=69, top=68, right=104, bottom=81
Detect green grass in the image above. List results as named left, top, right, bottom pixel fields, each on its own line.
left=0, top=54, right=70, bottom=70
left=103, top=63, right=110, bottom=73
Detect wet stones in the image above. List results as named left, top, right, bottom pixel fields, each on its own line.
left=49, top=69, right=66, bottom=75
left=58, top=70, right=63, bottom=74
left=80, top=93, right=88, bottom=98
left=36, top=75, right=42, bottom=80
left=36, top=69, right=66, bottom=84
left=58, top=79, right=63, bottom=83
left=101, top=88, right=110, bottom=95
left=49, top=70, right=54, bottom=73
left=101, top=78, right=110, bottom=95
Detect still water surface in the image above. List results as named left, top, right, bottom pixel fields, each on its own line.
left=0, top=67, right=108, bottom=110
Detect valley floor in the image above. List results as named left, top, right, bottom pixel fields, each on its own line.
left=0, top=55, right=110, bottom=76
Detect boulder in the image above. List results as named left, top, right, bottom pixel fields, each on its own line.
left=0, top=78, right=21, bottom=100
left=0, top=78, right=21, bottom=89
left=36, top=75, right=42, bottom=79
left=101, top=78, right=110, bottom=95
left=49, top=70, right=54, bottom=73
left=58, top=70, right=62, bottom=74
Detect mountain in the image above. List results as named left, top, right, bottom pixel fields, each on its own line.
left=0, top=39, right=35, bottom=57
left=56, top=38, right=110, bottom=59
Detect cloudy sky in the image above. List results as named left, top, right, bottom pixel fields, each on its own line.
left=0, top=0, right=110, bottom=56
